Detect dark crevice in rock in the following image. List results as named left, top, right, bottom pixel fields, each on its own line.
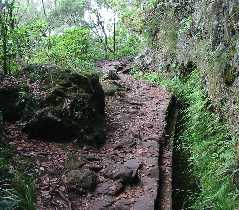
left=154, top=94, right=200, bottom=210
left=155, top=96, right=177, bottom=210
left=172, top=101, right=199, bottom=210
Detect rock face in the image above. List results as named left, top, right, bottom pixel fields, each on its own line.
left=134, top=48, right=155, bottom=71
left=0, top=65, right=106, bottom=145
left=143, top=0, right=239, bottom=134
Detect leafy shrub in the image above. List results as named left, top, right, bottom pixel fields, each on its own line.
left=108, top=26, right=142, bottom=59
left=31, top=27, right=96, bottom=73
left=0, top=19, right=47, bottom=73
left=12, top=20, right=47, bottom=62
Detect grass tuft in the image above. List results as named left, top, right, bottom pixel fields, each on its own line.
left=0, top=144, right=36, bottom=210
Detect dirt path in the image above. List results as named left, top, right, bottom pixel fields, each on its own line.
left=7, top=60, right=173, bottom=210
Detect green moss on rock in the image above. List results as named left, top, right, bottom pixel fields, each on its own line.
left=0, top=65, right=106, bottom=146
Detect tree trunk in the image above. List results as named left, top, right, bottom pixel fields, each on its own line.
left=0, top=1, right=16, bottom=75
left=0, top=12, right=9, bottom=75
left=2, top=31, right=8, bottom=74
left=113, top=17, right=116, bottom=58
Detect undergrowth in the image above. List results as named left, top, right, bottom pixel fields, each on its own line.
left=135, top=71, right=239, bottom=209
left=0, top=144, right=36, bottom=210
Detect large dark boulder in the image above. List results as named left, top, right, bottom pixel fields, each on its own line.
left=23, top=72, right=105, bottom=145
left=0, top=65, right=106, bottom=146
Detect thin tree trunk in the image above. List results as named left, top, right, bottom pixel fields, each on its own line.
left=9, top=0, right=15, bottom=30
left=103, top=30, right=108, bottom=59
left=41, top=0, right=53, bottom=84
left=41, top=0, right=47, bottom=17
left=54, top=0, right=57, bottom=9
left=8, top=0, right=16, bottom=68
left=95, top=10, right=109, bottom=59
left=113, top=17, right=116, bottom=58
left=41, top=0, right=52, bottom=53
left=0, top=11, right=9, bottom=75
left=2, top=31, right=8, bottom=74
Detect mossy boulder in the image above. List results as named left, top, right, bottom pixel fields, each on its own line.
left=23, top=72, right=105, bottom=145
left=0, top=65, right=106, bottom=146
left=63, top=169, right=97, bottom=193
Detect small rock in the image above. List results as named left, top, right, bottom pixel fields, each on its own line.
left=64, top=153, right=85, bottom=170
left=112, top=198, right=132, bottom=210
left=95, top=180, right=124, bottom=196
left=89, top=163, right=103, bottom=172
left=103, top=159, right=142, bottom=185
left=115, top=166, right=134, bottom=183
left=102, top=163, right=122, bottom=179
left=124, top=159, right=142, bottom=177
left=89, top=195, right=113, bottom=210
left=83, top=154, right=100, bottom=161
left=101, top=80, right=121, bottom=96
left=108, top=70, right=120, bottom=80
left=117, top=159, right=142, bottom=184
left=63, top=169, right=97, bottom=192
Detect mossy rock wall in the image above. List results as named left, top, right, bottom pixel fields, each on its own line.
left=143, top=0, right=239, bottom=137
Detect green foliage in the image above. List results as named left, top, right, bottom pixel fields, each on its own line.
left=50, top=0, right=87, bottom=27
left=106, top=0, right=157, bottom=34
left=0, top=11, right=47, bottom=73
left=135, top=71, right=238, bottom=209
left=0, top=0, right=144, bottom=75
left=31, top=27, right=96, bottom=73
left=11, top=20, right=47, bottom=63
left=30, top=24, right=141, bottom=72
left=108, top=25, right=142, bottom=59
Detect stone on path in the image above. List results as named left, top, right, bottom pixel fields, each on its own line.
left=63, top=169, right=97, bottom=193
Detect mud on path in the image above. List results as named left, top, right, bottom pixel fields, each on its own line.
left=7, top=60, right=172, bottom=210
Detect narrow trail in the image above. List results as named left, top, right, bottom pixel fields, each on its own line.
left=7, top=60, right=174, bottom=210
